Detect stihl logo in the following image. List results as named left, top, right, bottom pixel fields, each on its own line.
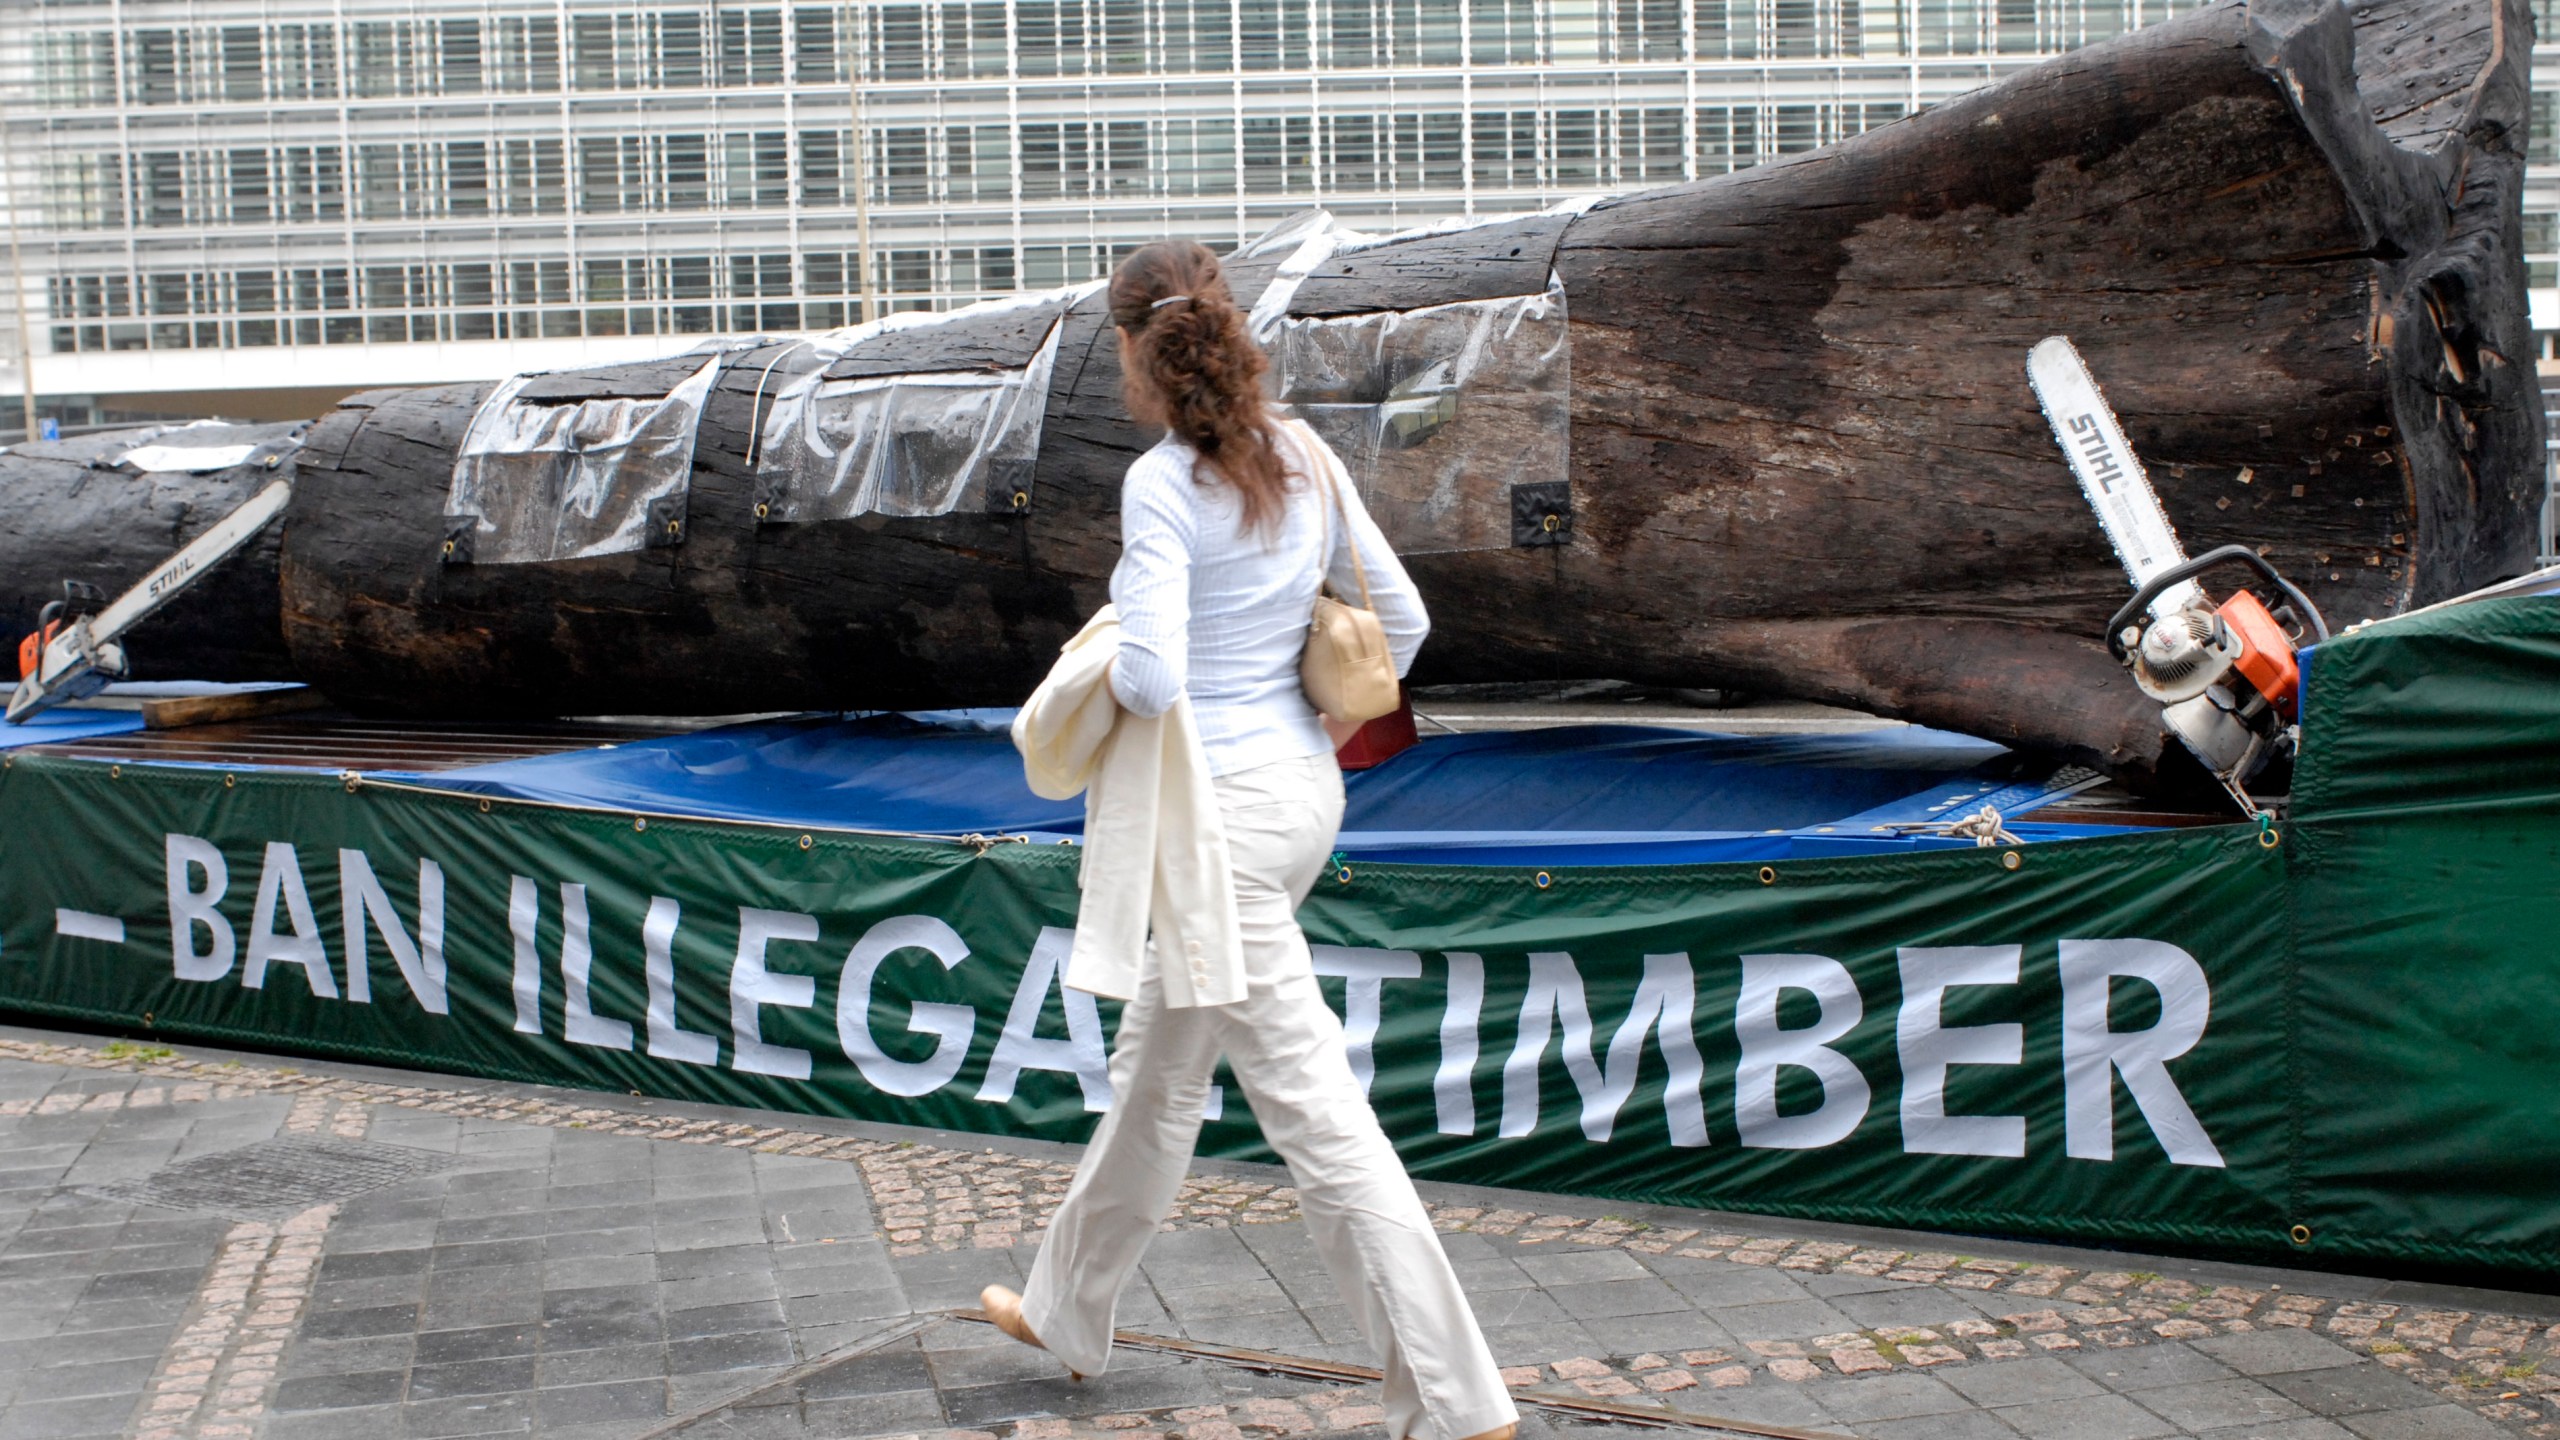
left=2066, top=413, right=2125, bottom=490
left=146, top=556, right=198, bottom=600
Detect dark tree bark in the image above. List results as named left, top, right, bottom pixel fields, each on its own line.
left=1, top=427, right=300, bottom=683
left=261, top=0, right=2549, bottom=778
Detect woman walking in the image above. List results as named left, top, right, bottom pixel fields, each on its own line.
left=982, top=239, right=1518, bottom=1440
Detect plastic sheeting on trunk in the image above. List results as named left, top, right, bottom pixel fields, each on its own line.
left=442, top=353, right=722, bottom=564
left=753, top=315, right=1067, bottom=522
left=1271, top=274, right=1571, bottom=555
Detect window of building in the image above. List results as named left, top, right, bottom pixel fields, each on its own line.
left=795, top=7, right=843, bottom=80
left=1107, top=120, right=1150, bottom=194
left=1329, top=0, right=1383, bottom=68
left=721, top=8, right=787, bottom=82
left=1391, top=112, right=1464, bottom=192
left=440, top=18, right=484, bottom=94
left=493, top=16, right=561, bottom=91
left=661, top=12, right=709, bottom=85
left=1696, top=104, right=1759, bottom=172
left=1105, top=0, right=1149, bottom=72
left=500, top=140, right=564, bottom=216
left=1329, top=114, right=1381, bottom=191
left=1469, top=0, right=1540, bottom=63
left=282, top=146, right=347, bottom=222
left=880, top=127, right=932, bottom=202
left=1614, top=0, right=1682, bottom=59
left=728, top=131, right=794, bottom=206
left=1551, top=109, right=1600, bottom=185
left=1239, top=0, right=1311, bottom=68
left=349, top=22, right=416, bottom=98
left=665, top=135, right=713, bottom=210
left=1020, top=122, right=1091, bottom=198
left=37, top=31, right=119, bottom=106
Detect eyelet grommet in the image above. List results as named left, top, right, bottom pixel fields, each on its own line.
left=1757, top=865, right=1777, bottom=885
left=1533, top=871, right=1552, bottom=889
left=2288, top=1224, right=2312, bottom=1246
left=799, top=834, right=814, bottom=851
left=223, top=774, right=235, bottom=789
left=2258, top=826, right=2281, bottom=849
left=754, top=501, right=771, bottom=519
left=1334, top=865, right=1353, bottom=885
left=109, top=765, right=121, bottom=779
left=634, top=817, right=648, bottom=832
left=2001, top=850, right=2023, bottom=871
left=477, top=797, right=491, bottom=813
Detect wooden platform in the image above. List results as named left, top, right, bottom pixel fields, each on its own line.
left=6, top=714, right=684, bottom=772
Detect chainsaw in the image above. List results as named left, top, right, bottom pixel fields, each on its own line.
left=7, top=478, right=294, bottom=724
left=2028, top=337, right=2329, bottom=815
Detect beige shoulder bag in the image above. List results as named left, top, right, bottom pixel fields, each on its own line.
left=1290, top=421, right=1401, bottom=725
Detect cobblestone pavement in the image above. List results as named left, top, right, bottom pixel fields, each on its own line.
left=2, top=1024, right=2554, bottom=1440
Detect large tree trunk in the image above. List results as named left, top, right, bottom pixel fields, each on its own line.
left=1, top=427, right=301, bottom=683
left=262, top=0, right=2538, bottom=780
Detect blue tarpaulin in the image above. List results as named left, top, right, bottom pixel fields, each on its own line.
left=0, top=708, right=142, bottom=749
left=410, top=712, right=2140, bottom=864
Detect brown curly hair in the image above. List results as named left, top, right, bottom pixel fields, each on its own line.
left=1108, top=240, right=1293, bottom=535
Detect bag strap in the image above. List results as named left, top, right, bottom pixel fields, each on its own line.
left=1289, top=419, right=1373, bottom=611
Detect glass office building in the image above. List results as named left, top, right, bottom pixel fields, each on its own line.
left=0, top=0, right=2555, bottom=460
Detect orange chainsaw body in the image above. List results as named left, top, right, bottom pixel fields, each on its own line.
left=2218, top=589, right=2301, bottom=715
left=15, top=622, right=59, bottom=682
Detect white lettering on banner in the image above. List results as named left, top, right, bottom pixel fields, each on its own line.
left=1435, top=952, right=1484, bottom=1136
left=508, top=876, right=542, bottom=1035
left=560, top=884, right=634, bottom=1051
left=165, top=834, right=234, bottom=982
left=1734, top=953, right=1870, bottom=1149
left=243, top=842, right=337, bottom=999
left=2060, top=938, right=2226, bottom=1168
left=337, top=850, right=447, bottom=1013
left=730, top=908, right=821, bottom=1079
left=1500, top=952, right=1709, bottom=1146
left=976, top=926, right=1114, bottom=1112
left=1897, top=946, right=2025, bottom=1157
left=839, top=915, right=977, bottom=1097
left=55, top=909, right=125, bottom=943
left=1309, top=945, right=1422, bottom=1095
left=643, top=897, right=719, bottom=1065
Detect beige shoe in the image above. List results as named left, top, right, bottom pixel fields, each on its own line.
left=980, top=1285, right=1082, bottom=1380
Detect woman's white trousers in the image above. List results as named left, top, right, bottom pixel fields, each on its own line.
left=1020, top=754, right=1517, bottom=1440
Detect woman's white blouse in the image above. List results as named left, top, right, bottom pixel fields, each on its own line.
left=1107, top=423, right=1429, bottom=777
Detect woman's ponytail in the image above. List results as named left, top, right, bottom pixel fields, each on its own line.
left=1108, top=241, right=1292, bottom=535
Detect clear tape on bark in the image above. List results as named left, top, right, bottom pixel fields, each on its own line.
left=754, top=313, right=1068, bottom=521
left=1270, top=272, right=1571, bottom=555
left=444, top=353, right=722, bottom=564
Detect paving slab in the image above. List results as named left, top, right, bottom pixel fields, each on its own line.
left=2, top=1023, right=2557, bottom=1440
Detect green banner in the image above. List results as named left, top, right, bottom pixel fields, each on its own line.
left=0, top=751, right=2300, bottom=1267
left=2286, top=597, right=2560, bottom=1278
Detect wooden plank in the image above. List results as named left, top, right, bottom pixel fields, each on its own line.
left=138, top=687, right=328, bottom=730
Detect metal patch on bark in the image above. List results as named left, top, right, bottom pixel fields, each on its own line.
left=84, top=1136, right=462, bottom=1219
left=445, top=353, right=722, bottom=564
left=754, top=313, right=1068, bottom=523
